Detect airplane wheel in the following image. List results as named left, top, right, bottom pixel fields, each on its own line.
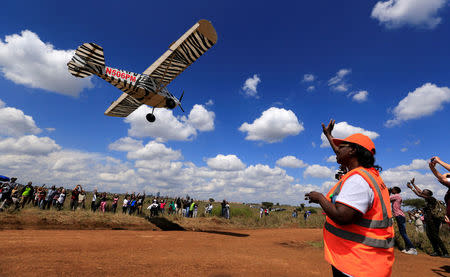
left=166, top=98, right=176, bottom=109
left=146, top=113, right=156, bottom=122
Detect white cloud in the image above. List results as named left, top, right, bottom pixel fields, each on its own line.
left=0, top=30, right=93, bottom=97
left=307, top=86, right=315, bottom=92
left=45, top=128, right=55, bottom=132
left=205, top=99, right=214, bottom=106
left=400, top=147, right=408, bottom=152
left=303, top=164, right=334, bottom=179
left=206, top=154, right=246, bottom=171
left=276, top=156, right=308, bottom=168
left=394, top=159, right=429, bottom=171
left=371, top=0, right=447, bottom=29
left=0, top=135, right=60, bottom=155
left=187, top=104, right=215, bottom=131
left=350, top=90, right=369, bottom=103
left=239, top=107, right=304, bottom=143
left=320, top=121, right=380, bottom=148
left=326, top=155, right=336, bottom=163
left=109, top=137, right=143, bottom=152
left=312, top=142, right=316, bottom=148
left=242, top=74, right=261, bottom=98
left=328, top=69, right=351, bottom=92
left=127, top=141, right=182, bottom=161
left=303, top=74, right=315, bottom=82
left=125, top=106, right=198, bottom=141
left=386, top=83, right=450, bottom=127
left=0, top=100, right=41, bottom=137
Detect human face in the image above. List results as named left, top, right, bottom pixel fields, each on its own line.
left=336, top=143, right=353, bottom=165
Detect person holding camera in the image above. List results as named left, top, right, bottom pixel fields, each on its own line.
left=306, top=119, right=394, bottom=277
left=429, top=156, right=450, bottom=222
left=407, top=178, right=449, bottom=257
left=389, top=186, right=417, bottom=255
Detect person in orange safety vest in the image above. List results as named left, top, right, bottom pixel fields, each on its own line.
left=306, top=119, right=394, bottom=277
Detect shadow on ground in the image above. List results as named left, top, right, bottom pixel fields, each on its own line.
left=146, top=216, right=185, bottom=231
left=199, top=230, right=250, bottom=237
left=432, top=265, right=450, bottom=277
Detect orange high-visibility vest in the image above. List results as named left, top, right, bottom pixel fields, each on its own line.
left=324, top=167, right=395, bottom=277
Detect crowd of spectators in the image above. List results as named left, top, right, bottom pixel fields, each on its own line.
left=0, top=179, right=231, bottom=220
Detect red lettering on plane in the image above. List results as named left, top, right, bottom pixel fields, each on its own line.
left=105, top=67, right=136, bottom=83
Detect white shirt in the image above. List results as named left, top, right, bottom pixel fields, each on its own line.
left=335, top=174, right=374, bottom=214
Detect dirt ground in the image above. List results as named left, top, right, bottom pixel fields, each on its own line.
left=1, top=228, right=449, bottom=277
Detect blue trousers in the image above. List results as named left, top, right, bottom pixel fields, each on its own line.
left=395, top=215, right=415, bottom=250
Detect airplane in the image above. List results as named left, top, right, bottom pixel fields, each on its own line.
left=67, top=19, right=217, bottom=122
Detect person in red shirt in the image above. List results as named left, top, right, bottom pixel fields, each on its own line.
left=389, top=186, right=416, bottom=255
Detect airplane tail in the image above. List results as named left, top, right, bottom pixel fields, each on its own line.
left=67, top=43, right=105, bottom=78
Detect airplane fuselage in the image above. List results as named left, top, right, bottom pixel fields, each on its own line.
left=91, top=64, right=179, bottom=108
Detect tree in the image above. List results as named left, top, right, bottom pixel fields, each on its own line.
left=209, top=198, right=215, bottom=203
left=261, top=202, right=273, bottom=209
left=276, top=202, right=280, bottom=206
left=403, top=198, right=425, bottom=209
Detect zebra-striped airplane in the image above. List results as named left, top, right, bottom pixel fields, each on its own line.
left=67, top=19, right=217, bottom=122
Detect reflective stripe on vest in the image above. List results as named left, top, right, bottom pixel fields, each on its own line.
left=324, top=221, right=394, bottom=249
left=331, top=168, right=393, bottom=229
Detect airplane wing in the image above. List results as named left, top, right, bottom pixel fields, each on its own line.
left=104, top=92, right=142, bottom=117
left=143, top=19, right=217, bottom=87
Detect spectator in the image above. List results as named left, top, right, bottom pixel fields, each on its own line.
left=292, top=209, right=298, bottom=218
left=91, top=189, right=98, bottom=212
left=225, top=202, right=230, bottom=219
left=45, top=186, right=56, bottom=210
left=20, top=182, right=34, bottom=209
left=122, top=195, right=129, bottom=214
left=221, top=200, right=226, bottom=217
left=193, top=202, right=198, bottom=218
left=413, top=210, right=424, bottom=233
left=99, top=192, right=107, bottom=213
left=389, top=186, right=417, bottom=255
left=303, top=210, right=311, bottom=221
left=38, top=186, right=46, bottom=209
left=148, top=199, right=159, bottom=217
left=111, top=194, right=119, bottom=213
left=259, top=207, right=263, bottom=218
left=407, top=178, right=449, bottom=257
left=70, top=185, right=81, bottom=211
left=56, top=188, right=66, bottom=210
left=78, top=190, right=86, bottom=209
left=168, top=200, right=176, bottom=215
left=176, top=197, right=182, bottom=215
left=306, top=119, right=394, bottom=276
left=160, top=199, right=166, bottom=215
left=428, top=156, right=450, bottom=222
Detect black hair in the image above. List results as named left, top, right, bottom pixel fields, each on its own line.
left=349, top=143, right=382, bottom=172
left=392, top=186, right=401, bottom=193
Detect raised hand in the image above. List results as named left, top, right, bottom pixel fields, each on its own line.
left=322, top=119, right=335, bottom=137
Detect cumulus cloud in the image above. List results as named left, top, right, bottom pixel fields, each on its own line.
left=303, top=164, right=334, bottom=179
left=206, top=154, right=246, bottom=171
left=326, top=155, right=336, bottom=163
left=276, top=156, right=308, bottom=168
left=371, top=0, right=447, bottom=29
left=386, top=83, right=450, bottom=127
left=242, top=74, right=261, bottom=98
left=127, top=141, right=182, bottom=161
left=0, top=135, right=60, bottom=155
left=350, top=90, right=369, bottom=103
left=205, top=99, right=214, bottom=106
left=0, top=105, right=41, bottom=137
left=303, top=74, right=315, bottom=82
left=320, top=121, right=380, bottom=148
left=239, top=107, right=304, bottom=143
left=188, top=104, right=215, bottom=131
left=109, top=137, right=143, bottom=152
left=0, top=30, right=93, bottom=97
left=328, top=69, right=351, bottom=92
left=307, top=86, right=315, bottom=92
left=125, top=104, right=214, bottom=141
left=393, top=159, right=429, bottom=171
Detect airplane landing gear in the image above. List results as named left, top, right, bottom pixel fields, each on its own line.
left=146, top=113, right=156, bottom=122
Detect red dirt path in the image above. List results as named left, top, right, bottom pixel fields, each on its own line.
left=1, top=228, right=448, bottom=277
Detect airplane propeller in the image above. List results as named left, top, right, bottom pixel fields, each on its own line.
left=179, top=91, right=185, bottom=112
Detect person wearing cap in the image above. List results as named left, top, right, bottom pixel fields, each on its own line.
left=306, top=119, right=394, bottom=277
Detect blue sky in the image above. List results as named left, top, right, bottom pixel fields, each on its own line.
left=0, top=0, right=449, bottom=204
